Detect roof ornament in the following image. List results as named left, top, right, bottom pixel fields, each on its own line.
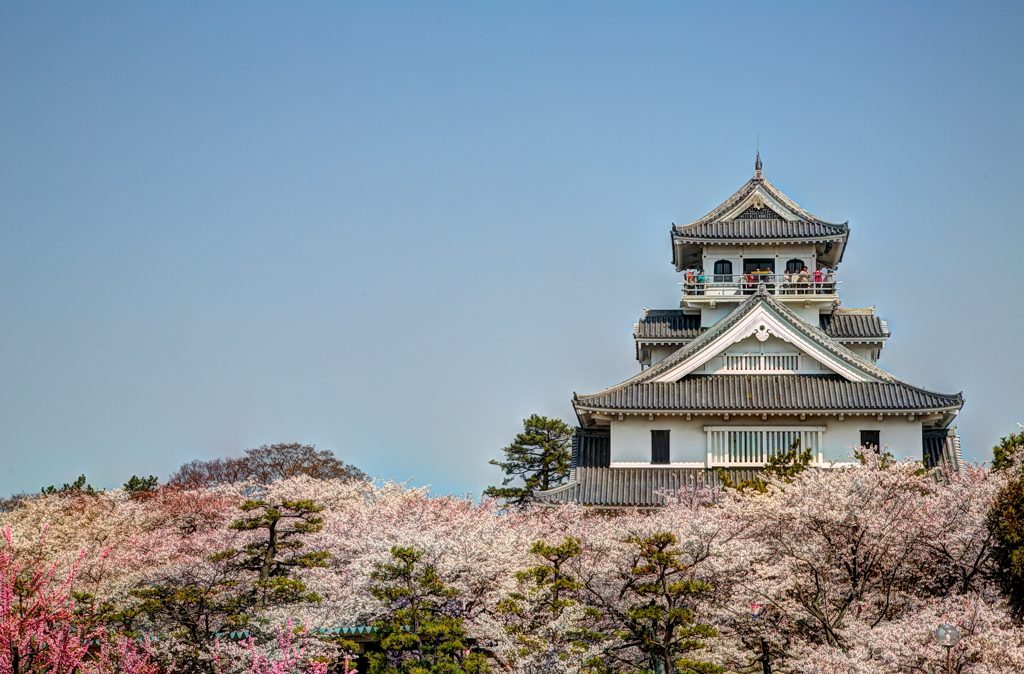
left=754, top=135, right=763, bottom=180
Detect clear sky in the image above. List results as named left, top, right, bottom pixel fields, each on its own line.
left=1, top=1, right=1022, bottom=497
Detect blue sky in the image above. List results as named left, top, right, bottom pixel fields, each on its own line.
left=1, top=1, right=1022, bottom=496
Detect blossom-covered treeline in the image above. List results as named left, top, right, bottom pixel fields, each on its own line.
left=2, top=456, right=1022, bottom=673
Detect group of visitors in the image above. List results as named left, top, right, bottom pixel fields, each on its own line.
left=683, top=266, right=835, bottom=295
left=775, top=266, right=836, bottom=294
left=684, top=269, right=708, bottom=294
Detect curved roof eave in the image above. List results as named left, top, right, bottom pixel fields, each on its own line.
left=672, top=174, right=845, bottom=232
left=573, top=286, right=963, bottom=405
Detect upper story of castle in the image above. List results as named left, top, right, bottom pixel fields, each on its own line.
left=671, top=154, right=849, bottom=326
left=633, top=157, right=890, bottom=371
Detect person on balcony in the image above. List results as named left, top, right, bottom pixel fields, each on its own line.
left=695, top=270, right=706, bottom=295
left=824, top=267, right=835, bottom=293
left=798, top=267, right=810, bottom=293
left=813, top=267, right=824, bottom=293
left=685, top=269, right=695, bottom=292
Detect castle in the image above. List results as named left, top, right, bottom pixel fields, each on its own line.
left=534, top=156, right=964, bottom=507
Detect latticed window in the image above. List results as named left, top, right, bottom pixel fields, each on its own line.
left=737, top=205, right=783, bottom=219
left=705, top=427, right=824, bottom=466
left=723, top=354, right=800, bottom=371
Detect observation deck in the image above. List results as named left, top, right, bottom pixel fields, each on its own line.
left=680, top=275, right=839, bottom=308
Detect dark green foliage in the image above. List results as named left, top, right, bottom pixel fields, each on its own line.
left=123, top=475, right=159, bottom=494
left=992, top=427, right=1024, bottom=471
left=41, top=474, right=97, bottom=496
left=505, top=534, right=721, bottom=674
left=718, top=439, right=813, bottom=493
left=484, top=415, right=573, bottom=507
left=497, top=537, right=596, bottom=667
left=132, top=499, right=330, bottom=672
left=369, top=546, right=490, bottom=674
left=590, top=533, right=723, bottom=674
left=988, top=472, right=1024, bottom=616
left=213, top=498, right=330, bottom=605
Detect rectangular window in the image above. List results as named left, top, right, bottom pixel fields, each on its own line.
left=723, top=354, right=799, bottom=371
left=705, top=426, right=825, bottom=466
left=651, top=430, right=670, bottom=464
left=860, top=430, right=880, bottom=450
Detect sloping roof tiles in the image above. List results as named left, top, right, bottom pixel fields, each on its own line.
left=675, top=218, right=847, bottom=240
left=621, top=286, right=900, bottom=386
left=820, top=313, right=890, bottom=339
left=635, top=312, right=702, bottom=339
left=533, top=466, right=761, bottom=506
left=574, top=375, right=963, bottom=412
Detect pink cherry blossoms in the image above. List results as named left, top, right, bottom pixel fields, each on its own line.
left=0, top=458, right=1021, bottom=673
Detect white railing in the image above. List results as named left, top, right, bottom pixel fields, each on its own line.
left=680, top=274, right=838, bottom=297
left=723, top=354, right=799, bottom=371
left=705, top=426, right=825, bottom=467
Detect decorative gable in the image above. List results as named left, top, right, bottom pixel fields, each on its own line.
left=736, top=204, right=784, bottom=219
left=647, top=302, right=880, bottom=383
left=718, top=187, right=801, bottom=222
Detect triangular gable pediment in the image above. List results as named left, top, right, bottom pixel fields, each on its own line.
left=717, top=185, right=801, bottom=222
left=648, top=302, right=882, bottom=384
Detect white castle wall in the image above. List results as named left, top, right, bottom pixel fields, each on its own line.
left=609, top=415, right=925, bottom=464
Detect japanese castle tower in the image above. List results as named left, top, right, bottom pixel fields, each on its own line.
left=535, top=156, right=964, bottom=507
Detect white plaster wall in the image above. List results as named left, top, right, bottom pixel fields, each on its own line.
left=819, top=417, right=924, bottom=462
left=610, top=416, right=709, bottom=463
left=729, top=334, right=798, bottom=354
left=609, top=416, right=924, bottom=464
left=700, top=244, right=818, bottom=275
left=700, top=306, right=731, bottom=328
left=649, top=346, right=680, bottom=366
left=789, top=305, right=823, bottom=324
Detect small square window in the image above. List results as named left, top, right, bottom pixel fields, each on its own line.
left=860, top=430, right=880, bottom=451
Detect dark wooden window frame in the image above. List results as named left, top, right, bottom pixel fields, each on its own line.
left=713, top=259, right=733, bottom=282
left=651, top=430, right=670, bottom=464
left=860, top=430, right=881, bottom=451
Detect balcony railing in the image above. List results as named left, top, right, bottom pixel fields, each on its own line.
left=680, top=273, right=839, bottom=297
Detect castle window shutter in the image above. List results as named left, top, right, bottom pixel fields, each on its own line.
left=651, top=430, right=670, bottom=464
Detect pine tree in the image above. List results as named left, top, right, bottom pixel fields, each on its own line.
left=992, top=425, right=1024, bottom=471
left=484, top=415, right=573, bottom=507
left=718, top=438, right=813, bottom=493
left=131, top=499, right=330, bottom=672
left=988, top=472, right=1024, bottom=617
left=369, top=546, right=490, bottom=674
left=592, top=533, right=723, bottom=674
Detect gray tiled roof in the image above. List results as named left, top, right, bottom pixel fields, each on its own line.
left=674, top=218, right=847, bottom=240
left=533, top=466, right=762, bottom=506
left=624, top=286, right=900, bottom=386
left=672, top=172, right=848, bottom=237
left=635, top=312, right=702, bottom=339
left=574, top=375, right=964, bottom=412
left=820, top=314, right=890, bottom=339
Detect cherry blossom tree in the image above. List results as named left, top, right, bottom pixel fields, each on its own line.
left=0, top=524, right=158, bottom=674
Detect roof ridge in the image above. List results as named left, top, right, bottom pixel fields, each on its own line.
left=673, top=175, right=844, bottom=231
left=576, top=286, right=937, bottom=401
